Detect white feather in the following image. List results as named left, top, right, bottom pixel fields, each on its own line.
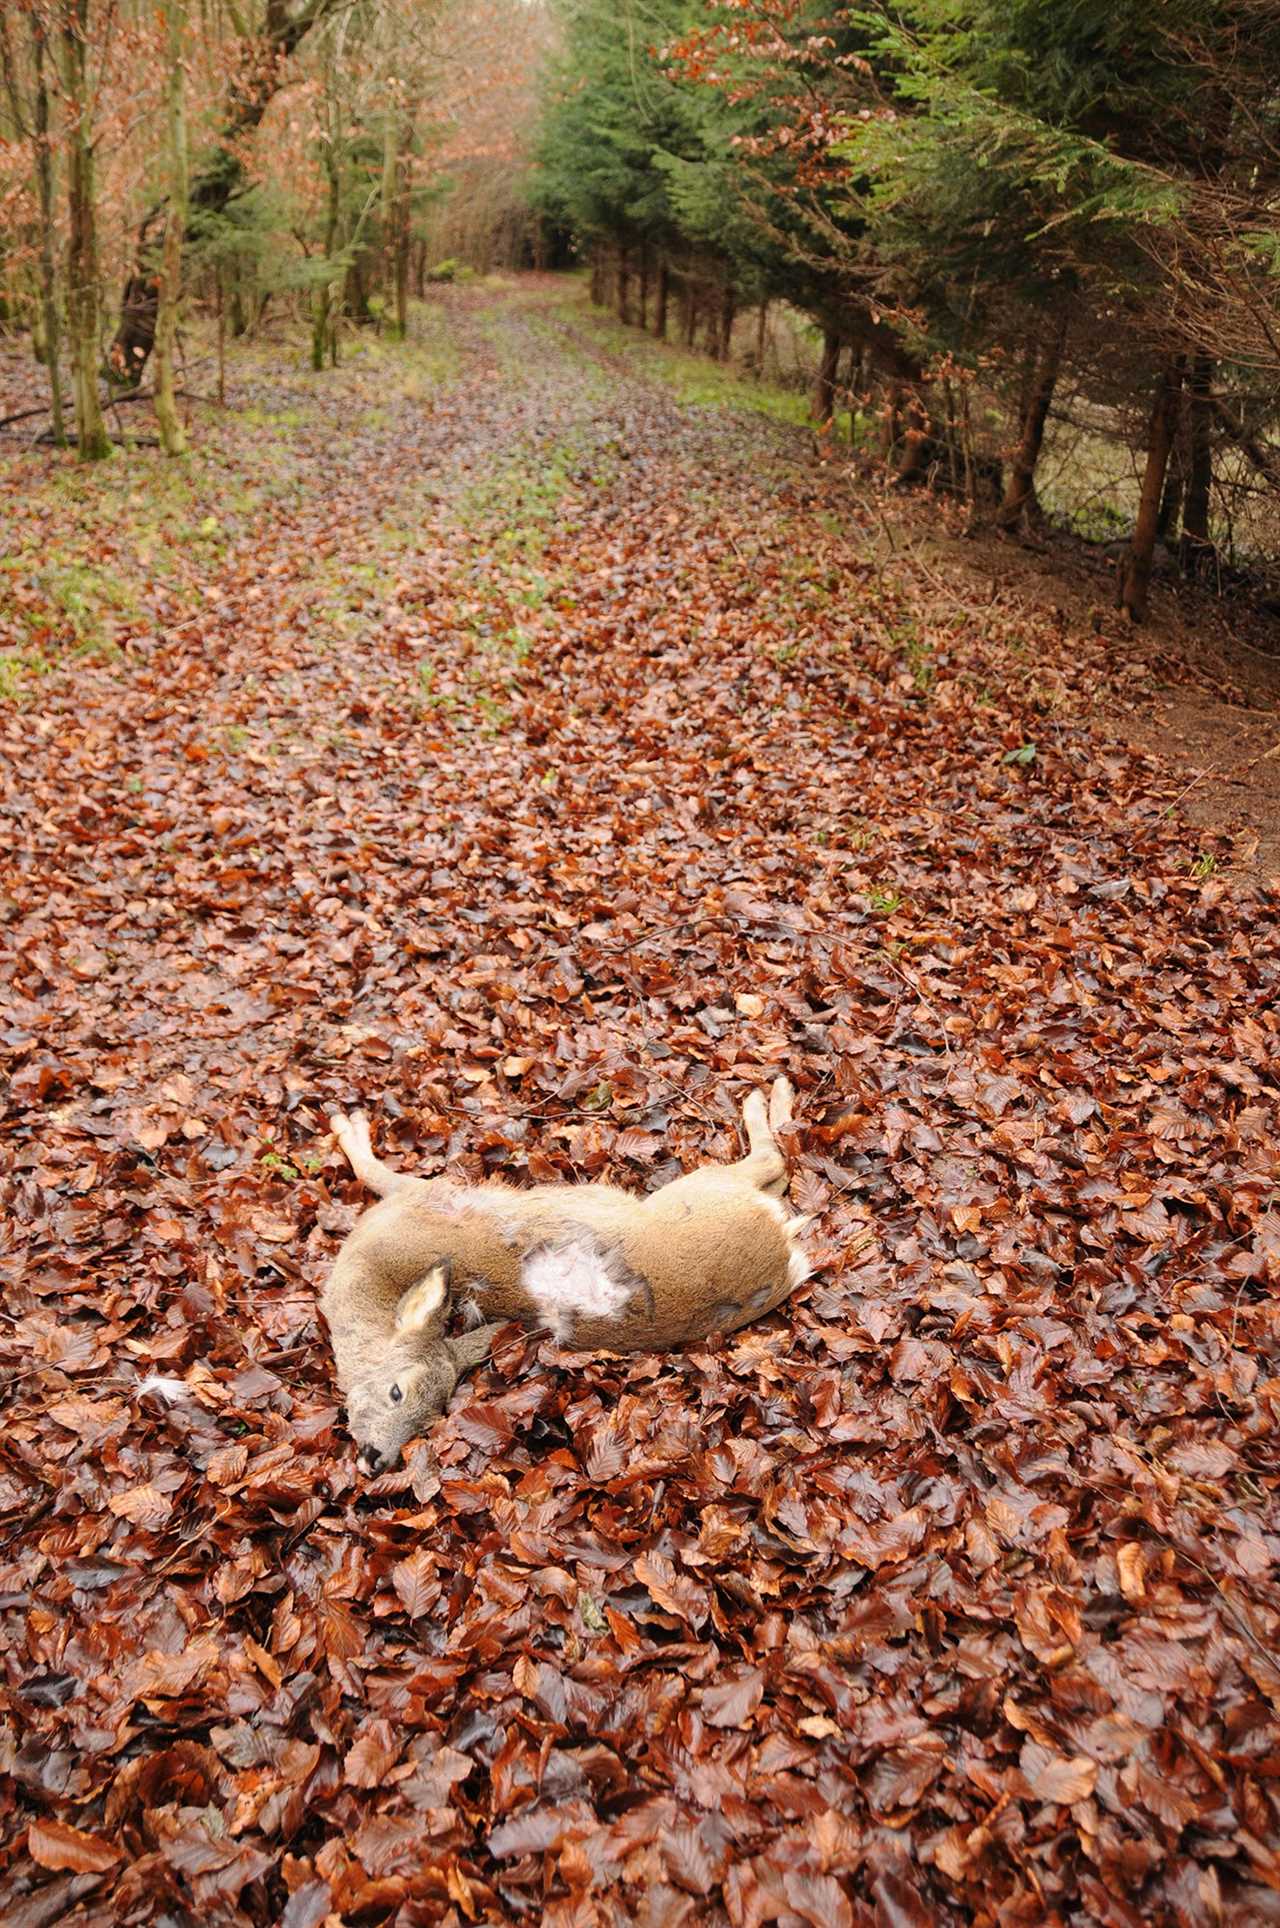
left=135, top=1374, right=189, bottom=1402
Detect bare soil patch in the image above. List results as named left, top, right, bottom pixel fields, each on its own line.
left=875, top=492, right=1280, bottom=881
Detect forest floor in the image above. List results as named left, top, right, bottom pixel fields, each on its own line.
left=1, top=275, right=1278, bottom=1927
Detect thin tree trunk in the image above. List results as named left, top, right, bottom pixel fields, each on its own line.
left=960, top=381, right=976, bottom=502
left=718, top=287, right=735, bottom=361
left=154, top=0, right=189, bottom=456
left=62, top=0, right=110, bottom=460
left=381, top=109, right=397, bottom=327
left=1180, top=355, right=1214, bottom=578
left=311, top=66, right=340, bottom=373
left=847, top=347, right=868, bottom=442
left=31, top=271, right=48, bottom=360
left=754, top=300, right=768, bottom=378
left=654, top=259, right=668, bottom=339
left=1156, top=446, right=1185, bottom=545
left=387, top=107, right=414, bottom=342
left=590, top=250, right=604, bottom=306
left=394, top=216, right=410, bottom=341
left=616, top=246, right=631, bottom=326
left=941, top=378, right=959, bottom=490
left=879, top=381, right=902, bottom=461
left=30, top=17, right=66, bottom=445
left=216, top=267, right=226, bottom=406
left=683, top=280, right=697, bottom=347
left=344, top=250, right=371, bottom=325
left=1118, top=358, right=1184, bottom=623
left=638, top=246, right=649, bottom=332
left=847, top=348, right=864, bottom=441
left=813, top=327, right=840, bottom=424
left=997, top=310, right=1067, bottom=530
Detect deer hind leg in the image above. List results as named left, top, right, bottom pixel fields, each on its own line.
left=733, top=1077, right=794, bottom=1197
left=329, top=1108, right=408, bottom=1197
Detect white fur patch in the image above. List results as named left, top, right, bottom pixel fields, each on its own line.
left=136, top=1375, right=189, bottom=1402
left=522, top=1240, right=632, bottom=1342
left=787, top=1244, right=811, bottom=1290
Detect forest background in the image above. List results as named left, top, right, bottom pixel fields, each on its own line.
left=3, top=0, right=1280, bottom=627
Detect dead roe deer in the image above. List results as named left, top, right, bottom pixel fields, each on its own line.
left=323, top=1077, right=810, bottom=1471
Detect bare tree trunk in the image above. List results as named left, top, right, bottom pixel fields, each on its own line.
left=228, top=269, right=248, bottom=337
left=62, top=0, right=110, bottom=460
left=718, top=286, right=735, bottom=361
left=394, top=227, right=409, bottom=341
left=216, top=267, right=226, bottom=406
left=1180, top=355, right=1214, bottom=578
left=997, top=310, right=1067, bottom=530
left=941, top=377, right=959, bottom=490
left=754, top=300, right=768, bottom=377
left=617, top=246, right=631, bottom=326
left=590, top=250, right=604, bottom=306
left=847, top=348, right=864, bottom=440
left=344, top=250, right=371, bottom=324
left=1156, top=444, right=1185, bottom=544
left=1118, top=358, right=1184, bottom=623
left=311, top=57, right=340, bottom=373
left=813, top=327, right=840, bottom=423
left=683, top=279, right=697, bottom=347
left=381, top=109, right=397, bottom=330
left=638, top=246, right=649, bottom=332
left=154, top=0, right=189, bottom=456
left=880, top=381, right=902, bottom=461
left=386, top=107, right=414, bottom=342
left=654, top=259, right=668, bottom=339
left=30, top=16, right=66, bottom=445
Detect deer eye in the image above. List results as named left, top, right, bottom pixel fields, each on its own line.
left=389, top=1384, right=403, bottom=1405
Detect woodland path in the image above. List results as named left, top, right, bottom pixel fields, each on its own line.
left=1, top=278, right=1278, bottom=1926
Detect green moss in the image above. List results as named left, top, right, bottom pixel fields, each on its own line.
left=0, top=651, right=42, bottom=703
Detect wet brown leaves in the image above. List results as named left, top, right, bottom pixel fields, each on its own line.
left=1, top=284, right=1278, bottom=1924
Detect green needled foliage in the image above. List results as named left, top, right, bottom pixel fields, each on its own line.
left=533, top=0, right=708, bottom=259
left=531, top=0, right=1280, bottom=615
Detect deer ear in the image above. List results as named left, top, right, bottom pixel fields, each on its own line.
left=395, top=1261, right=451, bottom=1334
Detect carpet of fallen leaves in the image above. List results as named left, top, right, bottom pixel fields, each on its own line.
left=2, top=278, right=1279, bottom=1928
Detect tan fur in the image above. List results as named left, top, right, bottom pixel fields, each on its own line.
left=321, top=1080, right=808, bottom=1470
left=324, top=1249, right=504, bottom=1474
